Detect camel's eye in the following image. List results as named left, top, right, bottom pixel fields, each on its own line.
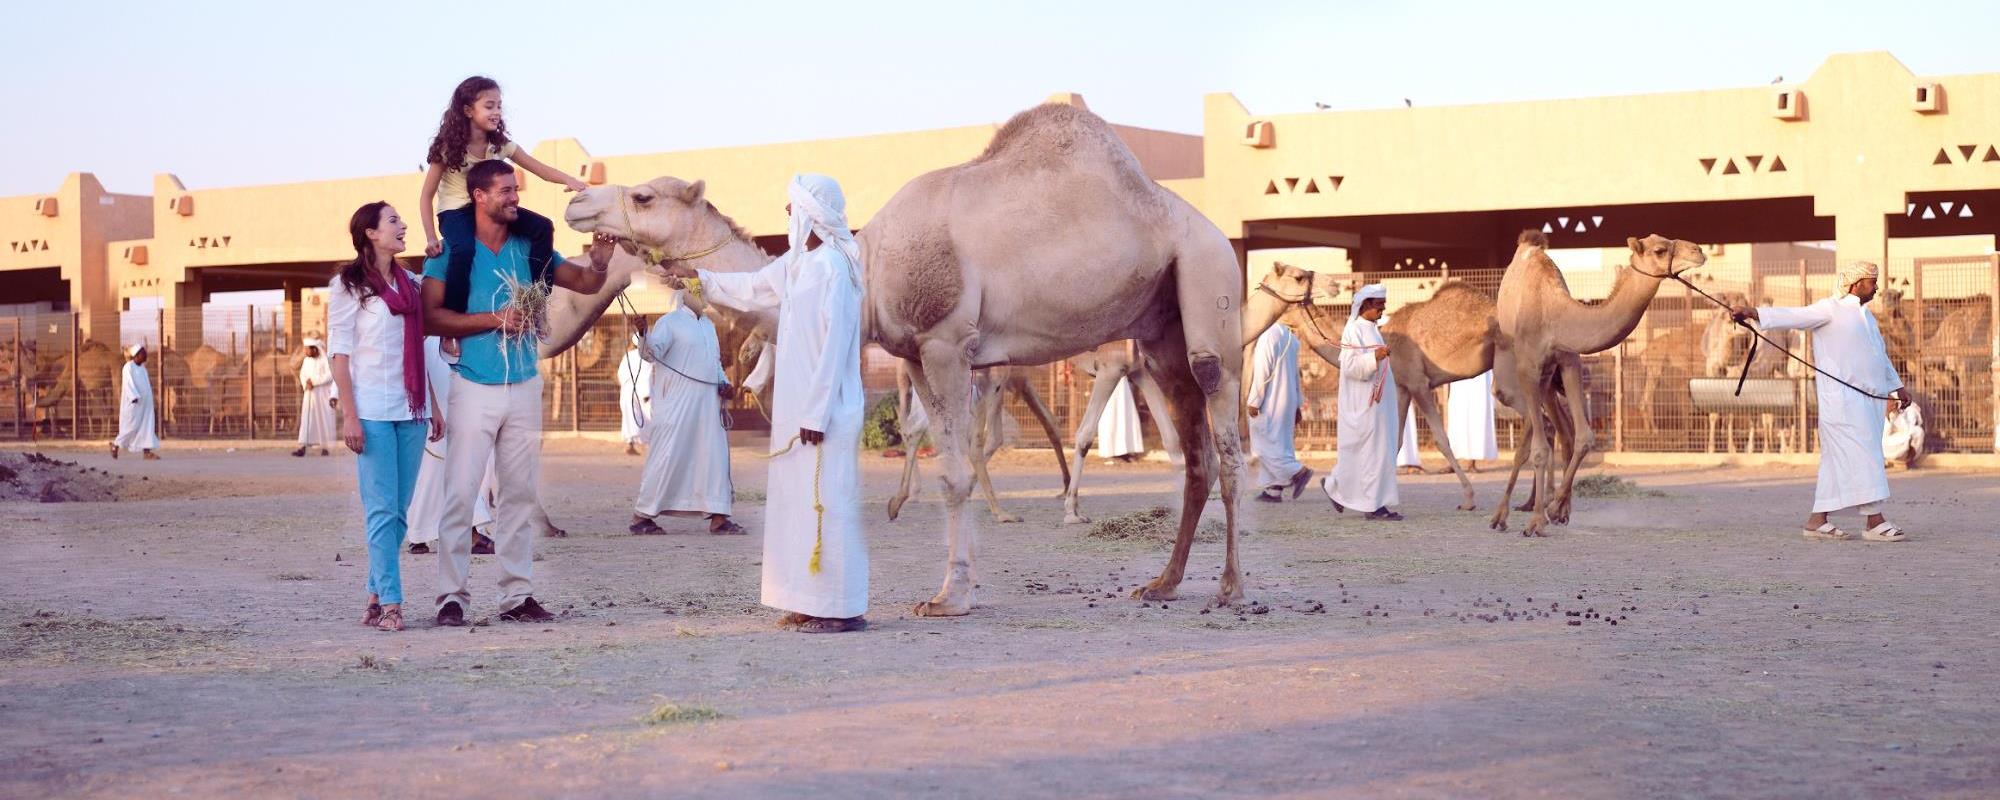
left=632, top=192, right=653, bottom=205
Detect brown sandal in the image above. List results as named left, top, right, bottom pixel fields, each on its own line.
left=797, top=616, right=867, bottom=634
left=709, top=519, right=747, bottom=535
left=361, top=603, right=382, bottom=627
left=776, top=611, right=811, bottom=628
left=375, top=606, right=403, bottom=632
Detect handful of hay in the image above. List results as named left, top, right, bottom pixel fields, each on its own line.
left=491, top=271, right=550, bottom=378
left=1084, top=506, right=1226, bottom=546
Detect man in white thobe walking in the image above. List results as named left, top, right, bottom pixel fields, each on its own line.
left=1322, top=284, right=1402, bottom=520
left=629, top=288, right=741, bottom=536
left=663, top=173, right=869, bottom=634
left=1445, top=371, right=1499, bottom=471
left=111, top=344, right=159, bottom=460
left=1734, top=261, right=1911, bottom=542
left=1097, top=374, right=1146, bottom=462
left=616, top=333, right=652, bottom=456
left=294, top=338, right=337, bottom=457
left=1249, top=322, right=1311, bottom=501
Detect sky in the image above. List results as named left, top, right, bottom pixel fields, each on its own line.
left=5, top=0, right=1999, bottom=196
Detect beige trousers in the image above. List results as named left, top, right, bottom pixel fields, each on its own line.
left=435, top=375, right=543, bottom=614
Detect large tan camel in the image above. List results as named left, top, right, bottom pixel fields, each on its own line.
left=1492, top=231, right=1705, bottom=536
left=563, top=103, right=1249, bottom=613
left=885, top=362, right=1071, bottom=524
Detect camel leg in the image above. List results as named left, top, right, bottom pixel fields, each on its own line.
left=886, top=362, right=925, bottom=521
left=1131, top=366, right=1185, bottom=467
left=1061, top=366, right=1124, bottom=525
left=1548, top=360, right=1594, bottom=524
left=1489, top=350, right=1531, bottom=531
left=971, top=372, right=1020, bottom=524
left=1412, top=384, right=1475, bottom=511
left=912, top=338, right=979, bottom=618
left=1009, top=373, right=1072, bottom=493
left=1131, top=329, right=1224, bottom=605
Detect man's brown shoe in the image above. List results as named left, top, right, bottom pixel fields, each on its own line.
left=499, top=597, right=556, bottom=623
left=436, top=601, right=465, bottom=627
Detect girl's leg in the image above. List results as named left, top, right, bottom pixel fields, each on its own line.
left=356, top=420, right=404, bottom=607
left=509, top=207, right=557, bottom=279
left=438, top=206, right=476, bottom=307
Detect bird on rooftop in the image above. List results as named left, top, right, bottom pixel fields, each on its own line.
left=1313, top=101, right=1331, bottom=110
left=1771, top=75, right=1784, bottom=84
left=1402, top=98, right=1413, bottom=107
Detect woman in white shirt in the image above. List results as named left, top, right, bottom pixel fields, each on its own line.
left=328, top=202, right=440, bottom=632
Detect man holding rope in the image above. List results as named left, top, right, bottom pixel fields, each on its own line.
left=1733, top=260, right=1912, bottom=542
left=628, top=283, right=743, bottom=536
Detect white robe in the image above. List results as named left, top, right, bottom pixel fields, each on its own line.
left=1445, top=371, right=1499, bottom=461
left=407, top=337, right=493, bottom=545
left=1324, top=317, right=1400, bottom=510
left=1883, top=404, right=1925, bottom=464
left=1396, top=408, right=1422, bottom=468
left=1248, top=324, right=1305, bottom=487
left=297, top=355, right=337, bottom=447
left=700, top=246, right=867, bottom=619
left=1756, top=294, right=1903, bottom=512
left=634, top=306, right=734, bottom=518
left=616, top=348, right=652, bottom=444
left=1098, top=376, right=1146, bottom=458
left=114, top=361, right=158, bottom=451
left=745, top=341, right=775, bottom=400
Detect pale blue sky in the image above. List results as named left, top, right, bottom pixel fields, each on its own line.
left=5, top=0, right=1997, bottom=196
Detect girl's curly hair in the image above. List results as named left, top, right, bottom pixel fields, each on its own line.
left=425, top=76, right=509, bottom=171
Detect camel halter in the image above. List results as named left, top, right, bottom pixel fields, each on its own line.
left=1627, top=259, right=1896, bottom=403
left=617, top=186, right=733, bottom=269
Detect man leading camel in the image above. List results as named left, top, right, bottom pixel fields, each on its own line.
left=1322, top=284, right=1402, bottom=520
left=661, top=173, right=868, bottom=634
left=421, top=159, right=613, bottom=626
left=1732, top=261, right=1911, bottom=542
left=1248, top=321, right=1311, bottom=501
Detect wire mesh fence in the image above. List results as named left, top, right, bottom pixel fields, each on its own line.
left=3, top=254, right=1992, bottom=456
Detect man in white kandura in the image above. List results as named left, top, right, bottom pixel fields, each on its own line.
left=1445, top=371, right=1498, bottom=472
left=662, top=173, right=868, bottom=634
left=1733, top=261, right=1912, bottom=542
left=1248, top=321, right=1312, bottom=502
left=628, top=286, right=743, bottom=536
left=111, top=344, right=159, bottom=460
left=294, top=338, right=337, bottom=457
left=1098, top=372, right=1147, bottom=462
left=1396, top=407, right=1423, bottom=474
left=616, top=333, right=652, bottom=456
left=1322, top=284, right=1402, bottom=520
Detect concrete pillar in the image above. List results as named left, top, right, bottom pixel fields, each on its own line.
left=166, top=280, right=204, bottom=352
left=283, top=281, right=303, bottom=346
left=1354, top=234, right=1383, bottom=273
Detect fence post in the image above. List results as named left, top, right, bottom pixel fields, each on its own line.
left=1612, top=346, right=1625, bottom=452
left=1796, top=259, right=1810, bottom=453
left=569, top=348, right=580, bottom=433
left=1990, top=254, right=1998, bottom=454
left=1911, top=260, right=1927, bottom=397
left=70, top=312, right=80, bottom=441
left=156, top=309, right=167, bottom=440
left=246, top=305, right=257, bottom=438
left=10, top=320, right=19, bottom=438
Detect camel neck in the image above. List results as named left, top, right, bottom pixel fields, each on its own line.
left=1552, top=265, right=1665, bottom=354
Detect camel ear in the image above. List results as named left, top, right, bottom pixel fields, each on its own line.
left=1627, top=237, right=1642, bottom=253
left=680, top=179, right=706, bottom=205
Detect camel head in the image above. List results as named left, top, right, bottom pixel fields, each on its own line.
left=1626, top=234, right=1706, bottom=277
left=1257, top=262, right=1318, bottom=303
left=564, top=176, right=723, bottom=270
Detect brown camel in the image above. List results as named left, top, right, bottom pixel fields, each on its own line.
left=1492, top=230, right=1705, bottom=536
left=563, top=103, right=1249, bottom=613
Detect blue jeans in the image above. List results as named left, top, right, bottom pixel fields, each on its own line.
left=358, top=418, right=424, bottom=605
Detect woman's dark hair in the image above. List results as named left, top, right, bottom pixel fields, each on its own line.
left=337, top=201, right=393, bottom=299
left=425, top=76, right=509, bottom=171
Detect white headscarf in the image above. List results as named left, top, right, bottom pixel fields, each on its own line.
left=1350, top=284, right=1387, bottom=321
left=303, top=337, right=323, bottom=350
left=1836, top=260, right=1879, bottom=298
left=783, top=173, right=862, bottom=286
left=124, top=344, right=145, bottom=358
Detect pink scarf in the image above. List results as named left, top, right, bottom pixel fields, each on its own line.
left=365, top=266, right=427, bottom=416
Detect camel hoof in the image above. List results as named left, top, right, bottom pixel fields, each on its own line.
left=1457, top=503, right=1478, bottom=512
left=912, top=598, right=972, bottom=617
left=1514, top=502, right=1535, bottom=513
left=994, top=514, right=1022, bottom=524
left=1131, top=582, right=1180, bottom=602
left=1062, top=514, right=1090, bottom=526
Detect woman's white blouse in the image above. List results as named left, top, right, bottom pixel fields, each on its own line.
left=325, top=271, right=426, bottom=422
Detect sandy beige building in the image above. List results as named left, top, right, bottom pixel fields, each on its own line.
left=3, top=51, right=1994, bottom=452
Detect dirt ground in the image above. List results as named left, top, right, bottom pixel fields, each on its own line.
left=2, top=437, right=1996, bottom=799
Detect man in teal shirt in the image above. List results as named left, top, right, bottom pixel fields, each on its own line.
left=421, top=159, right=613, bottom=626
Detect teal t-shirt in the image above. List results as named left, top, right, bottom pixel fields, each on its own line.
left=420, top=236, right=559, bottom=386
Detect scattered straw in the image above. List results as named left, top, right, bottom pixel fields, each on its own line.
left=1572, top=474, right=1666, bottom=499
left=3, top=612, right=238, bottom=665
left=1083, top=506, right=1225, bottom=546
left=640, top=700, right=724, bottom=726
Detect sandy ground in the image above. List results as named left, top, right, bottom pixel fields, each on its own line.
left=2, top=437, right=1997, bottom=799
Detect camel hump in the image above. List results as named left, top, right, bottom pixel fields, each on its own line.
left=1517, top=229, right=1548, bottom=248
left=976, top=103, right=1140, bottom=171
